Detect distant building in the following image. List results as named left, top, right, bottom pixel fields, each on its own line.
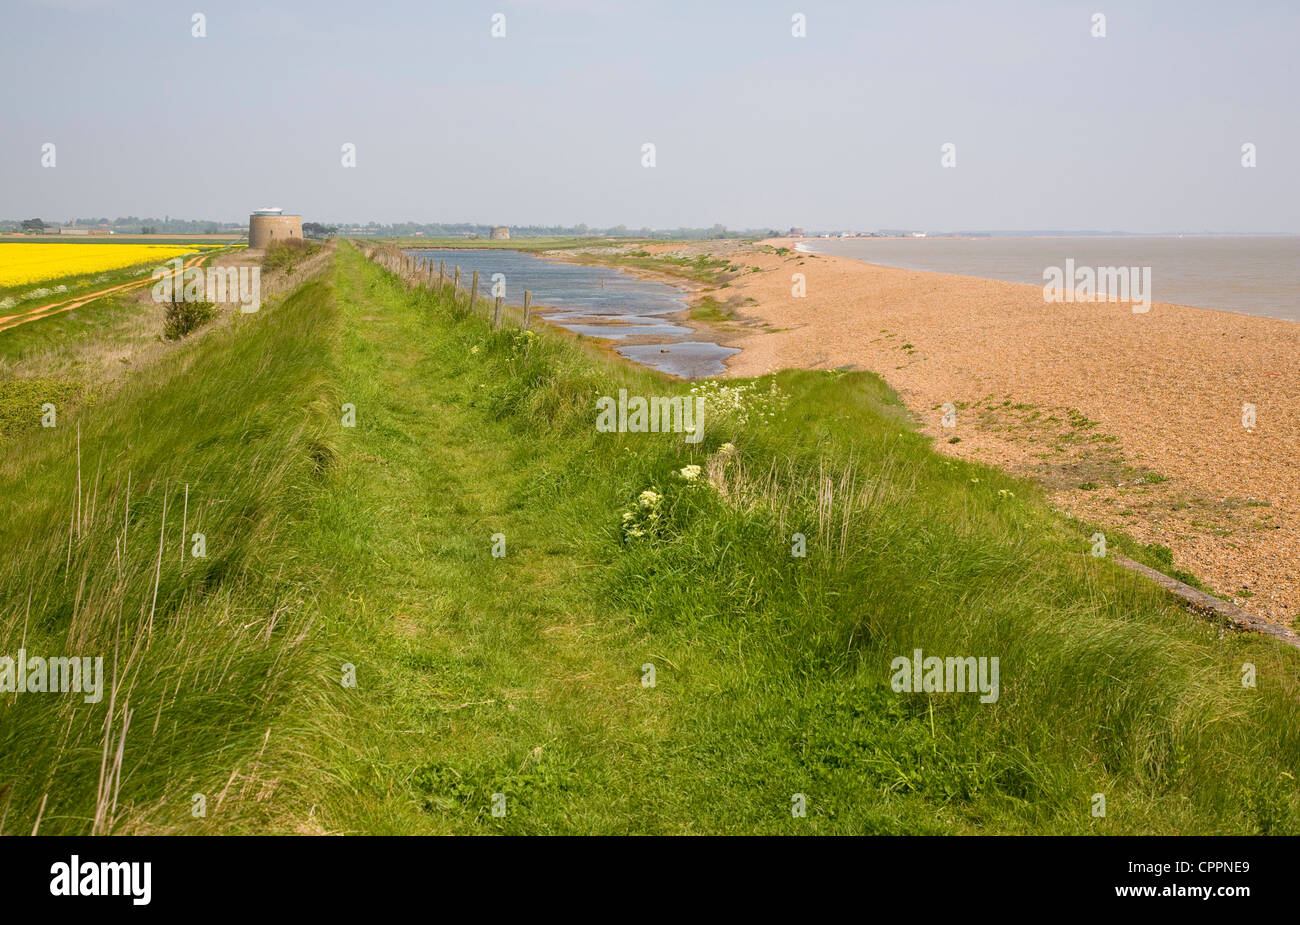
left=490, top=226, right=510, bottom=240
left=788, top=227, right=804, bottom=237
left=911, top=232, right=927, bottom=238
left=248, top=207, right=303, bottom=249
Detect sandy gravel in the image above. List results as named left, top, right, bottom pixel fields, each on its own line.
left=657, top=238, right=1300, bottom=628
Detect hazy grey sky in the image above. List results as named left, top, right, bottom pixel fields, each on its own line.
left=3, top=0, right=1296, bottom=231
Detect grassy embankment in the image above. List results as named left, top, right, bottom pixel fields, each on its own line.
left=1, top=240, right=1297, bottom=834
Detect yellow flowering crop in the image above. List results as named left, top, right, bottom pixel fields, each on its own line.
left=0, top=243, right=222, bottom=288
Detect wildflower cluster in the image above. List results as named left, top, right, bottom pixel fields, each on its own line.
left=510, top=329, right=538, bottom=358
left=688, top=380, right=786, bottom=428
left=621, top=488, right=664, bottom=540
left=8, top=284, right=67, bottom=306
left=622, top=454, right=730, bottom=540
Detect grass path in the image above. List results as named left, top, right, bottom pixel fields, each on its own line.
left=300, top=245, right=662, bottom=833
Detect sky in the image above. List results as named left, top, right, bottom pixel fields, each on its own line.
left=2, top=0, right=1297, bottom=232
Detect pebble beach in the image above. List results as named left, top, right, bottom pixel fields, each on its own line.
left=668, top=238, right=1300, bottom=628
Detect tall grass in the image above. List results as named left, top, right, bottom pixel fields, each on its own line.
left=0, top=276, right=339, bottom=834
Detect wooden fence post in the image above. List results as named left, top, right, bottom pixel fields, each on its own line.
left=439, top=261, right=445, bottom=290
left=493, top=296, right=503, bottom=328
left=522, top=291, right=532, bottom=329
left=453, top=266, right=461, bottom=301
left=470, top=270, right=479, bottom=315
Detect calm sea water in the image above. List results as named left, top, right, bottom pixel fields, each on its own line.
left=802, top=236, right=1300, bottom=322
left=408, top=249, right=737, bottom=378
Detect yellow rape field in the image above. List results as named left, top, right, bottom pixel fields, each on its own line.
left=0, top=243, right=224, bottom=288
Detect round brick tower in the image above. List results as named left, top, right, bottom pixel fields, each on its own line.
left=248, top=208, right=303, bottom=249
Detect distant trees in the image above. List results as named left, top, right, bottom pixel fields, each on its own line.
left=303, top=222, right=338, bottom=238
left=21, top=218, right=45, bottom=234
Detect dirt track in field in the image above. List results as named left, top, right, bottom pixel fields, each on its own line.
left=0, top=255, right=205, bottom=334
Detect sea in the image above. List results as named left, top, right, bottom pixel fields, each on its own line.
left=800, top=236, right=1300, bottom=322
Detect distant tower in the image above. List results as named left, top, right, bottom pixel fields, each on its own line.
left=248, top=207, right=303, bottom=249
left=490, top=226, right=510, bottom=240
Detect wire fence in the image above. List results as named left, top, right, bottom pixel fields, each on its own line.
left=355, top=241, right=532, bottom=330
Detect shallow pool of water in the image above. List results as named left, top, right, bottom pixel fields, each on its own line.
left=407, top=248, right=736, bottom=377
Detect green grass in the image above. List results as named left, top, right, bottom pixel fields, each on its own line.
left=0, top=375, right=82, bottom=438
left=0, top=278, right=337, bottom=834
left=260, top=239, right=322, bottom=274
left=572, top=251, right=732, bottom=285
left=2, top=241, right=1297, bottom=835
left=0, top=294, right=143, bottom=364
left=689, top=294, right=737, bottom=323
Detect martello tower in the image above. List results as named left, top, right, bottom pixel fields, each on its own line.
left=248, top=207, right=303, bottom=249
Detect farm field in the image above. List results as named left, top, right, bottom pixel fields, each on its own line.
left=1, top=242, right=1296, bottom=836
left=0, top=242, right=225, bottom=289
